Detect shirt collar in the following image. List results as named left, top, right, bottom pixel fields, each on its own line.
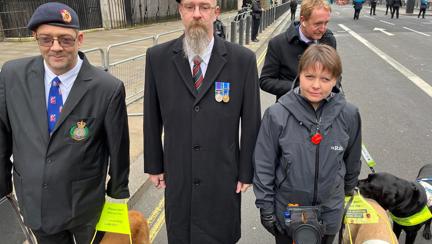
left=44, top=55, right=83, bottom=89
left=187, top=37, right=215, bottom=65
left=299, top=25, right=316, bottom=44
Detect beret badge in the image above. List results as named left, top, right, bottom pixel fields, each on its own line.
left=60, top=9, right=72, bottom=23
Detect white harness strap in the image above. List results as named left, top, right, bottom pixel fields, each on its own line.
left=418, top=179, right=432, bottom=207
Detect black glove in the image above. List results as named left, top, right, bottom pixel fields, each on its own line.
left=345, top=187, right=355, bottom=196
left=260, top=209, right=284, bottom=236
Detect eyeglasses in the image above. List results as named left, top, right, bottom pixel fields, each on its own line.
left=35, top=34, right=77, bottom=48
left=181, top=3, right=216, bottom=14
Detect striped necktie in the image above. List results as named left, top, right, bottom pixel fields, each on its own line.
left=193, top=56, right=204, bottom=90
left=47, top=76, right=63, bottom=134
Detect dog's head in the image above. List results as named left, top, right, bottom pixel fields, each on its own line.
left=358, top=172, right=411, bottom=210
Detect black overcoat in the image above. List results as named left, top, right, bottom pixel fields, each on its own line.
left=144, top=36, right=261, bottom=243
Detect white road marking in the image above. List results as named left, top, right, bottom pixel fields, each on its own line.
left=403, top=26, right=431, bottom=36
left=373, top=27, right=395, bottom=36
left=380, top=20, right=395, bottom=25
left=339, top=24, right=432, bottom=98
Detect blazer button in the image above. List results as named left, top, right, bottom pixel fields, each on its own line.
left=192, top=145, right=201, bottom=151
left=43, top=184, right=48, bottom=189
left=194, top=106, right=200, bottom=112
left=47, top=159, right=52, bottom=164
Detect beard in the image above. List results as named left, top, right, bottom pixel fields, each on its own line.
left=183, top=20, right=210, bottom=58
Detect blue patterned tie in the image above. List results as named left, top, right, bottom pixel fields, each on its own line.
left=47, top=77, right=63, bottom=134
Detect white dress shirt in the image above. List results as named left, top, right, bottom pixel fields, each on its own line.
left=187, top=37, right=215, bottom=78
left=44, top=55, right=83, bottom=107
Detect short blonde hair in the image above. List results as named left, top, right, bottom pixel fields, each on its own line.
left=300, top=0, right=331, bottom=20
left=298, top=44, right=342, bottom=79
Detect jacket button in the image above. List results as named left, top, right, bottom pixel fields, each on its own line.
left=43, top=184, right=48, bottom=189
left=192, top=145, right=201, bottom=151
left=193, top=179, right=201, bottom=186
left=47, top=159, right=52, bottom=164
left=194, top=106, right=200, bottom=112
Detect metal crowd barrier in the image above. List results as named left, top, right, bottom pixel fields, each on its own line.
left=0, top=3, right=290, bottom=105
left=105, top=36, right=155, bottom=105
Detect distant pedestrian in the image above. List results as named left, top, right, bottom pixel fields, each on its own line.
left=353, top=0, right=365, bottom=20
left=370, top=0, right=377, bottom=15
left=385, top=0, right=393, bottom=15
left=418, top=0, right=428, bottom=18
left=251, top=0, right=263, bottom=42
left=290, top=0, right=298, bottom=21
left=213, top=17, right=226, bottom=39
left=391, top=0, right=402, bottom=19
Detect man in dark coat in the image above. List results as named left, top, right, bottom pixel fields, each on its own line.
left=391, top=0, right=402, bottom=18
left=144, top=0, right=261, bottom=243
left=370, top=0, right=377, bottom=15
left=0, top=2, right=130, bottom=244
left=290, top=0, right=298, bottom=21
left=259, top=0, right=336, bottom=100
left=251, top=0, right=263, bottom=42
left=386, top=0, right=393, bottom=15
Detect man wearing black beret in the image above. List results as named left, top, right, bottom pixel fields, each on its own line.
left=144, top=0, right=261, bottom=243
left=0, top=2, right=130, bottom=243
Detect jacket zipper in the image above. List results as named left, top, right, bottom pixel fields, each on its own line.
left=312, top=117, right=321, bottom=206
left=312, top=141, right=319, bottom=205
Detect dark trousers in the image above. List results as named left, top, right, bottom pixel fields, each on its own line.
left=275, top=233, right=336, bottom=244
left=290, top=7, right=297, bottom=21
left=354, top=9, right=361, bottom=20
left=32, top=217, right=101, bottom=244
left=252, top=18, right=260, bottom=40
left=385, top=4, right=393, bottom=15
left=391, top=6, right=400, bottom=18
left=418, top=7, right=426, bottom=18
left=370, top=3, right=376, bottom=15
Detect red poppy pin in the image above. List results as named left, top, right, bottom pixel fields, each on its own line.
left=311, top=133, right=322, bottom=145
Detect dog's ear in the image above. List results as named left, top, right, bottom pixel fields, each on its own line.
left=380, top=189, right=397, bottom=208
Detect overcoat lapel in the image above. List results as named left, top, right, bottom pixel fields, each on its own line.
left=51, top=54, right=91, bottom=135
left=172, top=36, right=197, bottom=98
left=194, top=37, right=227, bottom=105
left=28, top=57, right=49, bottom=143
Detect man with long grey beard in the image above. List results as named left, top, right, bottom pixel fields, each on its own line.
left=143, top=0, right=261, bottom=243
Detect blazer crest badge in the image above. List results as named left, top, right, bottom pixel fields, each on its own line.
left=69, top=120, right=89, bottom=141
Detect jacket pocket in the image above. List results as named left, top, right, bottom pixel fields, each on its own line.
left=64, top=117, right=96, bottom=144
left=71, top=174, right=104, bottom=218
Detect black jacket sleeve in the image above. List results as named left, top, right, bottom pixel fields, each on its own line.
left=253, top=106, right=284, bottom=210
left=259, top=39, right=294, bottom=98
left=0, top=67, right=13, bottom=198
left=320, top=29, right=337, bottom=49
left=105, top=81, right=130, bottom=199
left=342, top=104, right=362, bottom=194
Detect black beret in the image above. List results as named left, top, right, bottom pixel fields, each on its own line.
left=27, top=2, right=79, bottom=31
